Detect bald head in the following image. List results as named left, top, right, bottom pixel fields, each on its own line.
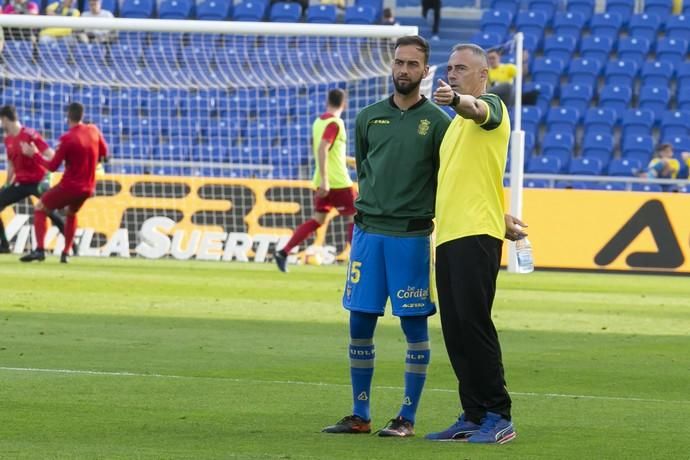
left=452, top=44, right=489, bottom=67
left=446, top=44, right=490, bottom=97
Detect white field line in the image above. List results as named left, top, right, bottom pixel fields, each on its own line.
left=1, top=366, right=688, bottom=405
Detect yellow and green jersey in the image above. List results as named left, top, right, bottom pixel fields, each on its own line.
left=354, top=96, right=451, bottom=237
left=435, top=93, right=510, bottom=246
left=311, top=114, right=352, bottom=189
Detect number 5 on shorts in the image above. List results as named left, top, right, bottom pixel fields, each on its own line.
left=349, top=261, right=362, bottom=284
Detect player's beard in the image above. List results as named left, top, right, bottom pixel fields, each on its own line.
left=393, top=74, right=422, bottom=95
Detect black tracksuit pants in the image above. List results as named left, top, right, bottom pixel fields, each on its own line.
left=0, top=183, right=65, bottom=246
left=436, top=234, right=512, bottom=423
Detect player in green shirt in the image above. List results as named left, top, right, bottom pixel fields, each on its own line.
left=322, top=36, right=451, bottom=438
left=273, top=89, right=356, bottom=272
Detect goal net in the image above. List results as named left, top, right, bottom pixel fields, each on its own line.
left=0, top=15, right=417, bottom=263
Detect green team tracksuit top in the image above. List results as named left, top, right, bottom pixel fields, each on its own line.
left=354, top=95, right=451, bottom=237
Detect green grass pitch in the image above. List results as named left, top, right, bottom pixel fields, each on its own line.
left=1, top=256, right=689, bottom=459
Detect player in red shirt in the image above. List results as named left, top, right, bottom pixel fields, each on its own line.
left=0, top=105, right=70, bottom=254
left=19, top=102, right=108, bottom=263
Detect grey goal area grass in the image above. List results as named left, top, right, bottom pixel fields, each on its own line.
left=0, top=256, right=688, bottom=459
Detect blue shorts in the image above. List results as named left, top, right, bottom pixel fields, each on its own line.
left=343, top=226, right=436, bottom=317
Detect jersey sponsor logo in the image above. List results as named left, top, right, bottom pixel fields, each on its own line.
left=368, top=119, right=390, bottom=125
left=401, top=303, right=426, bottom=309
left=396, top=286, right=429, bottom=300
left=417, top=119, right=431, bottom=136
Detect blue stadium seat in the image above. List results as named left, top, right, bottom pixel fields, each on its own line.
left=232, top=1, right=265, bottom=21
left=566, top=0, right=595, bottom=24
left=639, top=86, right=670, bottom=122
left=685, top=2, right=690, bottom=14
left=542, top=131, right=575, bottom=171
left=524, top=131, right=536, bottom=155
left=584, top=107, right=617, bottom=133
left=356, top=0, right=381, bottom=19
left=590, top=12, right=623, bottom=40
left=579, top=36, right=613, bottom=63
left=641, top=61, right=674, bottom=87
left=622, top=109, right=655, bottom=138
left=616, top=36, right=651, bottom=62
left=525, top=179, right=550, bottom=188
left=480, top=9, right=513, bottom=37
left=663, top=135, right=690, bottom=153
left=270, top=2, right=301, bottom=22
left=599, top=85, right=633, bottom=118
left=523, top=81, right=554, bottom=114
left=196, top=0, right=232, bottom=20
left=520, top=106, right=543, bottom=135
left=516, top=10, right=548, bottom=43
left=595, top=182, right=627, bottom=191
left=605, top=0, right=634, bottom=25
left=531, top=57, right=565, bottom=87
left=527, top=155, right=561, bottom=174
left=622, top=134, right=654, bottom=159
left=628, top=13, right=662, bottom=42
left=568, top=57, right=602, bottom=87
left=665, top=14, right=690, bottom=42
left=544, top=35, right=577, bottom=63
left=546, top=106, right=580, bottom=133
left=344, top=5, right=376, bottom=24
left=604, top=59, right=639, bottom=86
left=608, top=158, right=642, bottom=176
left=559, top=84, right=592, bottom=116
left=470, top=32, right=504, bottom=50
left=120, top=0, right=154, bottom=18
left=521, top=34, right=540, bottom=53
left=678, top=62, right=690, bottom=90
left=643, top=0, right=672, bottom=17
left=656, top=38, right=689, bottom=66
left=158, top=0, right=192, bottom=19
left=490, top=0, right=517, bottom=16
left=306, top=4, right=336, bottom=23
left=553, top=11, right=586, bottom=38
left=527, top=0, right=557, bottom=25
left=679, top=87, right=690, bottom=110
left=660, top=110, right=690, bottom=138
left=555, top=180, right=589, bottom=189
left=582, top=131, right=614, bottom=160
left=632, top=183, right=663, bottom=192
left=569, top=157, right=603, bottom=175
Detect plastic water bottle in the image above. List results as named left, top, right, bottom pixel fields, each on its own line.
left=515, top=237, right=534, bottom=274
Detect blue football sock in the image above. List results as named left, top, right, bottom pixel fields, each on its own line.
left=349, top=311, right=378, bottom=421
left=398, top=316, right=430, bottom=424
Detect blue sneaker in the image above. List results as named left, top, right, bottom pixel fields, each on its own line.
left=424, top=414, right=480, bottom=441
left=273, top=249, right=288, bottom=273
left=468, top=412, right=516, bottom=444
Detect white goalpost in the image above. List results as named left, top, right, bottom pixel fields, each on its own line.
left=0, top=15, right=416, bottom=262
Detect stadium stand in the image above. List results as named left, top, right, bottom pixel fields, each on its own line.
left=0, top=0, right=687, bottom=190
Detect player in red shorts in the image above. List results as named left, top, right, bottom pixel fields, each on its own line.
left=273, top=89, right=356, bottom=272
left=0, top=105, right=72, bottom=254
left=19, top=102, right=108, bottom=263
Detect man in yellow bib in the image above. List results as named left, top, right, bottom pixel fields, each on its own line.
left=274, top=89, right=356, bottom=272
left=425, top=43, right=526, bottom=444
